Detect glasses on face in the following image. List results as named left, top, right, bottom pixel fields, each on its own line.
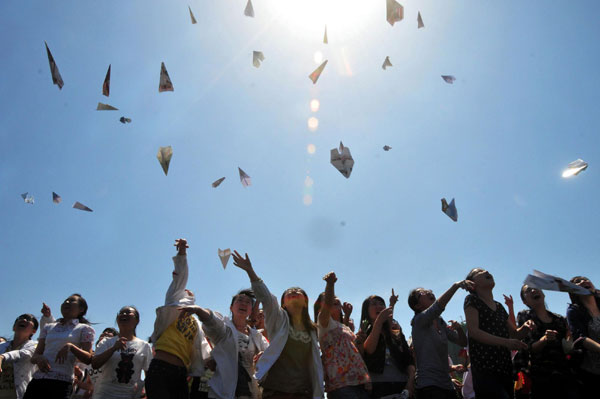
left=234, top=297, right=254, bottom=305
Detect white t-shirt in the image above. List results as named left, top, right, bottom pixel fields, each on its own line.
left=92, top=337, right=152, bottom=399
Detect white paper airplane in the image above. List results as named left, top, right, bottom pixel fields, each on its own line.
left=382, top=56, right=393, bottom=70
left=309, top=60, right=328, bottom=84
left=21, top=192, right=34, bottom=204
left=218, top=248, right=231, bottom=269
left=97, top=102, right=118, bottom=111
left=45, top=42, right=64, bottom=89
left=253, top=51, right=265, bottom=68
left=189, top=6, right=197, bottom=24
left=239, top=167, right=251, bottom=187
left=102, top=64, right=111, bottom=97
left=159, top=62, right=174, bottom=92
left=441, top=198, right=457, bottom=222
left=441, top=75, right=456, bottom=84
left=417, top=12, right=424, bottom=28
left=212, top=177, right=226, bottom=188
left=562, top=159, right=588, bottom=178
left=330, top=142, right=354, bottom=178
left=52, top=192, right=62, bottom=204
left=244, top=0, right=255, bottom=17
left=524, top=270, right=591, bottom=296
left=386, top=0, right=404, bottom=26
left=73, top=201, right=93, bottom=212
left=157, top=146, right=173, bottom=176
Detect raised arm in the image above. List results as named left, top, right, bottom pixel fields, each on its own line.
left=164, top=239, right=190, bottom=305
left=318, top=272, right=337, bottom=329
left=415, top=281, right=474, bottom=328
left=0, top=341, right=36, bottom=372
left=363, top=307, right=393, bottom=354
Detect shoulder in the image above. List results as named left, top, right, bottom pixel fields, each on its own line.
left=0, top=341, right=9, bottom=352
left=464, top=294, right=480, bottom=309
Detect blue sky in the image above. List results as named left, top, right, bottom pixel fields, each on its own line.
left=1, top=0, right=599, bottom=341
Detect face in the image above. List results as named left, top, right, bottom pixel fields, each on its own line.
left=415, top=288, right=436, bottom=311
left=470, top=269, right=495, bottom=289
left=230, top=294, right=253, bottom=319
left=367, top=298, right=386, bottom=322
left=13, top=316, right=36, bottom=338
left=99, top=330, right=116, bottom=342
left=61, top=296, right=82, bottom=320
left=283, top=288, right=308, bottom=309
left=572, top=277, right=596, bottom=291
left=117, top=307, right=139, bottom=330
left=330, top=298, right=343, bottom=319
left=522, top=286, right=545, bottom=308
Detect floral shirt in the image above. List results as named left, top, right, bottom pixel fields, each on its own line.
left=317, top=317, right=370, bottom=392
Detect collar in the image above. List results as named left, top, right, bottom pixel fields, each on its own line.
left=60, top=318, right=80, bottom=326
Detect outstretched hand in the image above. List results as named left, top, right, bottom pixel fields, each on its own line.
left=174, top=239, right=188, bottom=255
left=232, top=251, right=253, bottom=272
left=503, top=294, right=514, bottom=309
left=323, top=271, right=337, bottom=284
left=389, top=288, right=399, bottom=307
left=41, top=302, right=52, bottom=318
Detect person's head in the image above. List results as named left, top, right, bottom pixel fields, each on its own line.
left=97, top=327, right=118, bottom=346
left=230, top=289, right=256, bottom=321
left=465, top=268, right=495, bottom=293
left=360, top=295, right=386, bottom=326
left=255, top=309, right=265, bottom=330
left=13, top=314, right=38, bottom=340
left=408, top=288, right=436, bottom=313
left=0, top=337, right=6, bottom=344
left=60, top=294, right=90, bottom=324
left=313, top=292, right=343, bottom=322
left=313, top=292, right=325, bottom=323
left=520, top=285, right=545, bottom=309
left=569, top=276, right=597, bottom=305
left=116, top=306, right=140, bottom=336
left=280, top=287, right=315, bottom=332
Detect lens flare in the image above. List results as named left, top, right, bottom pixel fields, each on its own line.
left=310, top=99, right=320, bottom=112
left=307, top=117, right=319, bottom=131
left=314, top=51, right=323, bottom=64
left=304, top=176, right=314, bottom=187
left=303, top=194, right=313, bottom=206
left=307, top=143, right=316, bottom=154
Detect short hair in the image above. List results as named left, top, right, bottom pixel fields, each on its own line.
left=407, top=288, right=424, bottom=312
left=14, top=314, right=39, bottom=339
left=230, top=289, right=256, bottom=308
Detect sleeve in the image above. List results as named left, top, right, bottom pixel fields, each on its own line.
left=0, top=340, right=36, bottom=363
left=201, top=311, right=228, bottom=346
left=463, top=294, right=478, bottom=311
left=251, top=279, right=287, bottom=334
left=143, top=342, right=153, bottom=371
left=95, top=336, right=113, bottom=356
left=257, top=333, right=269, bottom=352
left=79, top=325, right=95, bottom=344
left=316, top=317, right=336, bottom=338
left=567, top=305, right=588, bottom=344
left=413, top=302, right=444, bottom=328
left=39, top=315, right=56, bottom=333
left=164, top=255, right=189, bottom=305
left=39, top=323, right=52, bottom=340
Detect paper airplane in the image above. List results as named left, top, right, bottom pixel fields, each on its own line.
left=386, top=0, right=404, bottom=26
left=330, top=142, right=354, bottom=178
left=189, top=6, right=197, bottom=24
left=21, top=193, right=34, bottom=204
left=119, top=117, right=132, bottom=124
left=441, top=198, right=457, bottom=222
left=309, top=60, right=328, bottom=84
left=159, top=62, right=174, bottom=92
left=382, top=56, right=393, bottom=70
left=73, top=202, right=93, bottom=212
left=52, top=192, right=62, bottom=204
left=157, top=146, right=173, bottom=176
left=45, top=42, right=64, bottom=89
left=238, top=168, right=251, bottom=187
left=383, top=145, right=392, bottom=151
left=253, top=51, right=264, bottom=68
left=323, top=25, right=328, bottom=44
left=218, top=248, right=231, bottom=269
left=417, top=12, right=424, bottom=28
left=244, top=0, right=254, bottom=17
left=102, top=65, right=111, bottom=97
left=97, top=102, right=118, bottom=111
left=524, top=270, right=591, bottom=296
left=562, top=159, right=588, bottom=178
left=212, top=177, right=226, bottom=188
left=441, top=75, right=456, bottom=84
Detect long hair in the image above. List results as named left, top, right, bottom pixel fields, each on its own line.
left=313, top=292, right=325, bottom=323
left=360, top=295, right=386, bottom=331
left=280, top=287, right=316, bottom=333
left=116, top=306, right=140, bottom=336
left=58, top=293, right=91, bottom=325
left=569, top=276, right=600, bottom=309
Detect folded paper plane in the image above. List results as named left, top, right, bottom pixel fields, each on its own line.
left=383, top=145, right=392, bottom=151
left=73, top=202, right=93, bottom=212
left=309, top=60, right=328, bottom=84
left=159, top=62, right=174, bottom=92
left=189, top=6, right=197, bottom=24
left=212, top=177, right=226, bottom=188
left=45, top=42, right=64, bottom=89
left=323, top=25, right=328, bottom=44
left=441, top=75, right=456, bottom=84
left=253, top=51, right=264, bottom=68
left=441, top=198, right=457, bottom=222
left=330, top=142, right=354, bottom=178
left=218, top=248, right=231, bottom=269
left=119, top=116, right=132, bottom=124
left=97, top=102, right=118, bottom=111
left=524, top=270, right=591, bottom=296
left=417, top=12, right=424, bottom=28
left=239, top=167, right=251, bottom=187
left=102, top=65, right=111, bottom=97
left=52, top=192, right=62, bottom=204
left=157, top=146, right=173, bottom=176
left=21, top=193, right=34, bottom=204
left=244, top=0, right=254, bottom=17
left=386, top=0, right=404, bottom=26
left=562, top=159, right=588, bottom=178
left=382, top=56, right=393, bottom=70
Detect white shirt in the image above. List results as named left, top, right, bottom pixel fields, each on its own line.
left=0, top=340, right=37, bottom=399
left=92, top=337, right=153, bottom=399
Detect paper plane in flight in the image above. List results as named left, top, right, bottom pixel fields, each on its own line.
left=157, top=146, right=173, bottom=176
left=441, top=198, right=458, bottom=222
left=330, top=142, right=354, bottom=178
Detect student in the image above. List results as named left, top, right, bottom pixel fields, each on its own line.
left=232, top=251, right=324, bottom=399
left=566, top=276, right=600, bottom=396
left=356, top=293, right=415, bottom=398
left=408, top=279, right=472, bottom=399
left=91, top=306, right=152, bottom=399
left=0, top=314, right=39, bottom=399
left=145, top=239, right=207, bottom=399
left=179, top=289, right=269, bottom=399
left=316, top=272, right=370, bottom=399
left=463, top=269, right=531, bottom=399
left=24, top=294, right=95, bottom=399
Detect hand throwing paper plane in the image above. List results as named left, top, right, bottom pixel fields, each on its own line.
left=524, top=270, right=591, bottom=295
left=323, top=25, right=328, bottom=44
left=441, top=75, right=456, bottom=84
left=441, top=198, right=458, bottom=222
left=330, top=142, right=354, bottom=178
left=212, top=177, right=226, bottom=188
left=159, top=62, right=174, bottom=92
left=157, top=146, right=173, bottom=176
left=189, top=6, right=197, bottom=24
left=253, top=51, right=265, bottom=68
left=52, top=192, right=62, bottom=204
left=309, top=60, right=328, bottom=84
left=562, top=159, right=588, bottom=178
left=21, top=193, right=34, bottom=204
left=119, top=116, right=132, bottom=124
left=244, top=0, right=255, bottom=17
left=218, top=248, right=231, bottom=269
left=386, top=0, right=404, bottom=26
left=45, top=42, right=64, bottom=89
left=73, top=202, right=93, bottom=212
left=97, top=102, right=118, bottom=111
left=417, top=12, right=424, bottom=28
left=382, top=56, right=393, bottom=70
left=238, top=167, right=251, bottom=187
left=383, top=145, right=392, bottom=151
left=102, top=65, right=111, bottom=97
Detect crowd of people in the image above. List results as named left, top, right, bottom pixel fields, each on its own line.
left=0, top=238, right=598, bottom=399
